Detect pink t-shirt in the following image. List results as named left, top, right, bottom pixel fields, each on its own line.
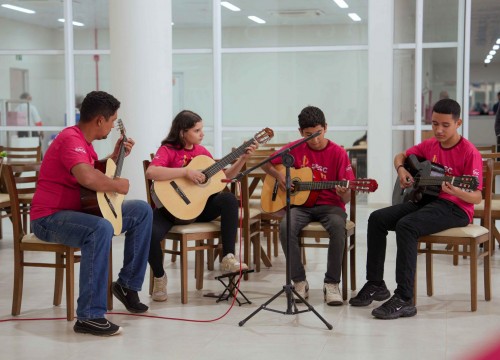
left=150, top=144, right=213, bottom=168
left=31, top=126, right=98, bottom=220
left=406, top=136, right=483, bottom=222
left=270, top=139, right=355, bottom=211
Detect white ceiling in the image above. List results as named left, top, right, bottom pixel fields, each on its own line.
left=0, top=0, right=499, bottom=65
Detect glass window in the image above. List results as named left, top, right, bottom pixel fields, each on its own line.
left=393, top=49, right=415, bottom=125
left=423, top=0, right=459, bottom=43
left=173, top=54, right=214, bottom=125
left=222, top=51, right=368, bottom=128
left=75, top=54, right=111, bottom=98
left=394, top=0, right=416, bottom=44
left=0, top=2, right=64, bottom=50
left=422, top=48, right=457, bottom=124
left=172, top=0, right=212, bottom=49
left=221, top=0, right=368, bottom=48
left=73, top=0, right=110, bottom=50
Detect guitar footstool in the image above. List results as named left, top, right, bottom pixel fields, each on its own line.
left=204, top=269, right=254, bottom=306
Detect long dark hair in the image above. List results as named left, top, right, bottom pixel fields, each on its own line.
left=161, top=110, right=202, bottom=148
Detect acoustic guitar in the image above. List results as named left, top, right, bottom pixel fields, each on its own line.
left=80, top=119, right=127, bottom=235
left=392, top=154, right=479, bottom=205
left=260, top=164, right=378, bottom=213
left=154, top=128, right=274, bottom=220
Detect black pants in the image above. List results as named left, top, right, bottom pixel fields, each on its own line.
left=149, top=191, right=239, bottom=277
left=366, top=198, right=469, bottom=299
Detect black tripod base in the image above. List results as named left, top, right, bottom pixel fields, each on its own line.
left=238, top=284, right=333, bottom=330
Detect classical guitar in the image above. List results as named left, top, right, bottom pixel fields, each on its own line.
left=260, top=164, right=378, bottom=213
left=392, top=154, right=479, bottom=204
left=153, top=128, right=274, bottom=220
left=80, top=119, right=127, bottom=235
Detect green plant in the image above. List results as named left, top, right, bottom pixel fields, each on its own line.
left=0, top=151, right=6, bottom=158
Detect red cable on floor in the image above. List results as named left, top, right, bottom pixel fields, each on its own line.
left=0, top=182, right=247, bottom=324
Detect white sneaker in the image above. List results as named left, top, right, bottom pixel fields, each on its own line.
left=293, top=280, right=309, bottom=303
left=220, top=253, right=248, bottom=273
left=324, top=283, right=343, bottom=306
left=152, top=273, right=168, bottom=302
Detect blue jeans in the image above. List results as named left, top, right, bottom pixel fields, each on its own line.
left=367, top=198, right=469, bottom=299
left=279, top=205, right=347, bottom=284
left=31, top=200, right=152, bottom=320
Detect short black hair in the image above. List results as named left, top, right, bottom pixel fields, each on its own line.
left=432, top=98, right=461, bottom=120
left=298, top=106, right=326, bottom=129
left=79, top=91, right=120, bottom=123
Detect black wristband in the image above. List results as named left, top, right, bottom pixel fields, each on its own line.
left=396, top=164, right=404, bottom=171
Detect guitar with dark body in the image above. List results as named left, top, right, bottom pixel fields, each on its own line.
left=392, top=154, right=479, bottom=205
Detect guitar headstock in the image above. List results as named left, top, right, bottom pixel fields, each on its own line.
left=116, top=119, right=126, bottom=136
left=254, top=128, right=274, bottom=145
left=454, top=176, right=479, bottom=191
left=350, top=179, right=379, bottom=193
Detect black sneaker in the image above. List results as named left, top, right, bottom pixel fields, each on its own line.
left=112, top=281, right=149, bottom=313
left=371, top=294, right=417, bottom=320
left=349, top=281, right=391, bottom=307
left=73, top=318, right=122, bottom=336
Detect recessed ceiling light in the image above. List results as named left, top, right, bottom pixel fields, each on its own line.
left=493, top=45, right=499, bottom=50
left=221, top=2, right=240, bottom=12
left=58, top=19, right=85, bottom=27
left=497, top=39, right=500, bottom=44
left=490, top=50, right=496, bottom=55
left=487, top=55, right=493, bottom=60
left=485, top=59, right=491, bottom=64
left=333, top=0, right=349, bottom=9
left=348, top=13, right=361, bottom=21
left=1, top=4, right=35, bottom=14
left=248, top=15, right=266, bottom=24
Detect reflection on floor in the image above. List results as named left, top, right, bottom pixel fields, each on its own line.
left=0, top=203, right=499, bottom=360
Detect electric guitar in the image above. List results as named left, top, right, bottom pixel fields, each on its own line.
left=154, top=128, right=274, bottom=220
left=80, top=119, right=127, bottom=235
left=392, top=154, right=479, bottom=204
left=260, top=164, right=378, bottom=213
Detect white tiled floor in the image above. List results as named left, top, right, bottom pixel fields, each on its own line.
left=0, top=203, right=499, bottom=360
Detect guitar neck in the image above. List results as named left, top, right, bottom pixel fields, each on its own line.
left=114, top=135, right=127, bottom=178
left=203, top=138, right=255, bottom=179
left=296, top=180, right=347, bottom=191
left=416, top=176, right=465, bottom=188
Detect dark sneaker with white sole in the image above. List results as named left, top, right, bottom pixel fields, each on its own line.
left=112, top=281, right=149, bottom=313
left=73, top=318, right=122, bottom=336
left=349, top=281, right=391, bottom=307
left=371, top=294, right=417, bottom=320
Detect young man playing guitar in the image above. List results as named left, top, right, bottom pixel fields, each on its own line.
left=262, top=106, right=354, bottom=306
left=31, top=91, right=152, bottom=336
left=349, top=98, right=483, bottom=319
left=146, top=110, right=258, bottom=302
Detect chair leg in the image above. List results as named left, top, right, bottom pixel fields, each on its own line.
left=350, top=236, right=356, bottom=291
left=453, top=245, right=459, bottom=266
left=66, top=249, right=75, bottom=321
left=11, top=251, right=24, bottom=316
left=273, top=223, right=279, bottom=257
left=425, top=244, right=433, bottom=297
left=341, top=239, right=348, bottom=301
left=171, top=240, right=178, bottom=262
left=470, top=241, right=478, bottom=312
left=195, top=248, right=204, bottom=290
left=207, top=239, right=215, bottom=271
left=107, top=247, right=113, bottom=310
left=53, top=253, right=64, bottom=306
left=181, top=243, right=188, bottom=304
left=484, top=239, right=491, bottom=301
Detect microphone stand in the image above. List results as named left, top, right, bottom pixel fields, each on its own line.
left=229, top=131, right=332, bottom=330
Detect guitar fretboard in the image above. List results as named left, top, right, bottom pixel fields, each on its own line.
left=202, top=138, right=255, bottom=179
left=296, top=181, right=347, bottom=191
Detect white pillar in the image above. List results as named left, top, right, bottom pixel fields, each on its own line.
left=109, top=0, right=172, bottom=200
left=368, top=0, right=394, bottom=205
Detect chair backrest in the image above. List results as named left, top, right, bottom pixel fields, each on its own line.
left=480, top=158, right=493, bottom=232
left=0, top=145, right=41, bottom=163
left=475, top=145, right=496, bottom=154
left=142, top=159, right=156, bottom=209
left=2, top=162, right=41, bottom=248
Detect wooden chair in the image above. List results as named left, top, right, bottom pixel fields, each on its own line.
left=475, top=152, right=500, bottom=253
left=143, top=160, right=222, bottom=304
left=298, top=158, right=359, bottom=301
left=415, top=158, right=493, bottom=311
left=475, top=144, right=496, bottom=154
left=0, top=145, right=41, bottom=239
left=3, top=162, right=112, bottom=321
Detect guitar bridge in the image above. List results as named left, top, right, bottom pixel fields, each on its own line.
left=170, top=181, right=191, bottom=205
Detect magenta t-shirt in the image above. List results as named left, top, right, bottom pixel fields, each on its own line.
left=270, top=139, right=355, bottom=211
left=150, top=144, right=213, bottom=168
left=406, top=136, right=483, bottom=222
left=31, top=126, right=98, bottom=220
